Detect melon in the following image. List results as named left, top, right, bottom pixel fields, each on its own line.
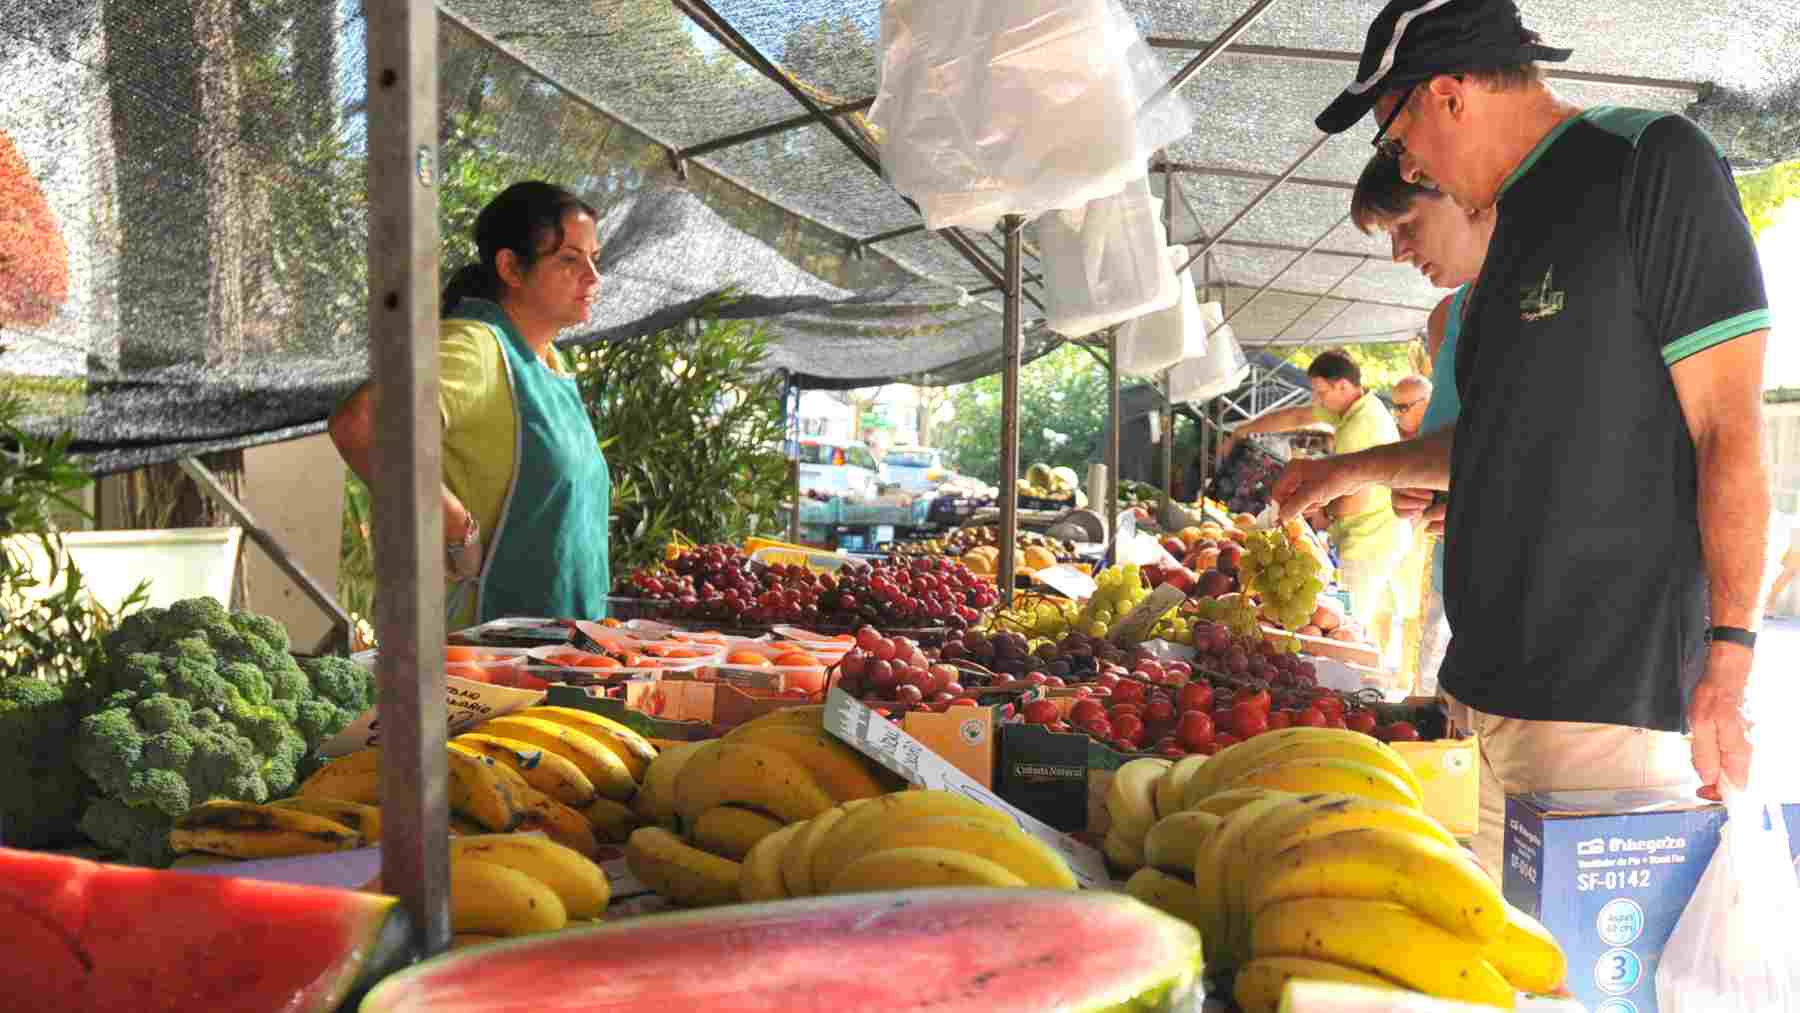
left=0, top=847, right=410, bottom=1013
left=363, top=889, right=1200, bottom=1012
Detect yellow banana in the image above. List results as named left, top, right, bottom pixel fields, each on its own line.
left=624, top=827, right=742, bottom=908
left=1229, top=735, right=1424, bottom=802
left=1124, top=867, right=1210, bottom=932
left=1485, top=902, right=1568, bottom=994
left=1102, top=826, right=1146, bottom=874
left=451, top=833, right=609, bottom=919
left=785, top=804, right=854, bottom=896
left=449, top=815, right=487, bottom=837
left=582, top=797, right=643, bottom=844
left=633, top=740, right=707, bottom=829
left=169, top=800, right=361, bottom=859
left=517, top=705, right=658, bottom=782
left=452, top=732, right=600, bottom=808
left=450, top=856, right=568, bottom=936
left=810, top=791, right=1012, bottom=892
left=1155, top=755, right=1209, bottom=819
left=1264, top=794, right=1459, bottom=857
left=1190, top=728, right=1407, bottom=802
left=673, top=741, right=833, bottom=827
left=828, top=846, right=1025, bottom=894
left=473, top=715, right=638, bottom=802
left=691, top=805, right=785, bottom=861
left=269, top=797, right=383, bottom=842
left=1144, top=810, right=1222, bottom=877
left=512, top=784, right=602, bottom=859
left=1249, top=827, right=1505, bottom=944
left=739, top=822, right=802, bottom=902
left=1104, top=757, right=1170, bottom=845
left=829, top=815, right=1076, bottom=890
left=1192, top=794, right=1296, bottom=972
left=1182, top=784, right=1295, bottom=819
left=444, top=746, right=527, bottom=832
left=1219, top=793, right=1337, bottom=943
left=1251, top=897, right=1516, bottom=1009
left=729, top=704, right=825, bottom=735
left=720, top=724, right=888, bottom=803
left=295, top=748, right=382, bottom=805
left=1232, top=956, right=1404, bottom=1013
left=1230, top=757, right=1419, bottom=810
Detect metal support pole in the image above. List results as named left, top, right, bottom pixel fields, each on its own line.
left=177, top=457, right=353, bottom=655
left=674, top=96, right=875, bottom=163
left=1157, top=161, right=1355, bottom=191
left=1160, top=372, right=1175, bottom=515
left=366, top=0, right=449, bottom=958
left=1176, top=133, right=1331, bottom=277
left=1107, top=331, right=1122, bottom=543
left=1222, top=213, right=1356, bottom=329
left=786, top=383, right=801, bottom=543
left=1140, top=0, right=1284, bottom=114
left=997, top=215, right=1024, bottom=603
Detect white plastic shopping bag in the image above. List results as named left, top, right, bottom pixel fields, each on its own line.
left=1654, top=779, right=1800, bottom=1012
left=1037, top=177, right=1179, bottom=337
left=1167, top=300, right=1249, bottom=403
left=1116, top=246, right=1202, bottom=376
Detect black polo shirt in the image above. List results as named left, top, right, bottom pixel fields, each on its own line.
left=1441, top=108, right=1769, bottom=732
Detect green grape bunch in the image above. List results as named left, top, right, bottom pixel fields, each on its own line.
left=1238, top=529, right=1327, bottom=632
left=1075, top=564, right=1149, bottom=639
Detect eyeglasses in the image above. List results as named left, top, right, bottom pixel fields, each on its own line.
left=1371, top=83, right=1417, bottom=159
left=1392, top=398, right=1427, bottom=413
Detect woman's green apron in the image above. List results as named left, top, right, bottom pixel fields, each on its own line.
left=449, top=299, right=609, bottom=623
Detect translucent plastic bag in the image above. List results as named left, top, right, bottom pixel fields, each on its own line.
left=1167, top=300, right=1249, bottom=403
left=1117, top=246, right=1202, bottom=376
left=870, top=0, right=1193, bottom=231
left=1654, top=780, right=1800, bottom=1012
left=1037, top=177, right=1179, bottom=337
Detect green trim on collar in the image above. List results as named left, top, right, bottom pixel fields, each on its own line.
left=1661, top=308, right=1771, bottom=366
left=1497, top=109, right=1591, bottom=199
left=1583, top=106, right=1678, bottom=148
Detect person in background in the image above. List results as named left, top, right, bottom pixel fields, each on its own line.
left=1219, top=350, right=1409, bottom=662
left=1391, top=375, right=1433, bottom=440
left=1767, top=512, right=1800, bottom=613
left=330, top=181, right=612, bottom=630
left=1286, top=0, right=1770, bottom=877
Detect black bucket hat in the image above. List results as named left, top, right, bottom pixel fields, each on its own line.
left=1315, top=0, right=1572, bottom=134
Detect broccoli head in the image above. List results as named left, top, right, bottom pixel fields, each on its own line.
left=302, top=655, right=376, bottom=714
left=78, top=797, right=176, bottom=868
left=295, top=699, right=355, bottom=750
left=221, top=661, right=273, bottom=706
left=268, top=659, right=311, bottom=702
left=233, top=612, right=291, bottom=653
left=0, top=676, right=91, bottom=849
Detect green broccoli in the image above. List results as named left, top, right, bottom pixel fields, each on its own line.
left=68, top=596, right=373, bottom=864
left=78, top=797, right=176, bottom=868
left=0, top=675, right=90, bottom=849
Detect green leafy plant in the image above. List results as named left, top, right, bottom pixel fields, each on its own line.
left=938, top=343, right=1113, bottom=485
left=569, top=304, right=790, bottom=577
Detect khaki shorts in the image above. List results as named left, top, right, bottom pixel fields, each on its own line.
left=1443, top=693, right=1698, bottom=883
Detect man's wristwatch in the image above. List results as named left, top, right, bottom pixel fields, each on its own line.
left=447, top=513, right=482, bottom=578
left=1706, top=625, right=1757, bottom=650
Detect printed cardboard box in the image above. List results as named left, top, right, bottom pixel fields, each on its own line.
left=1503, top=788, right=1800, bottom=1013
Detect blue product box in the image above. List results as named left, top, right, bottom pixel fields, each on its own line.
left=1502, top=788, right=1800, bottom=1013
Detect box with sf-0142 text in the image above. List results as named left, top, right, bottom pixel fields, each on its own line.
left=1503, top=788, right=1800, bottom=1013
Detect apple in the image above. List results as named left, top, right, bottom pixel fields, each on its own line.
left=1144, top=697, right=1177, bottom=723
left=1179, top=681, right=1214, bottom=713
left=1215, top=542, right=1243, bottom=575
left=1177, top=710, right=1215, bottom=751
left=1107, top=703, right=1143, bottom=720
left=1112, top=713, right=1147, bottom=747
left=1161, top=536, right=1189, bottom=559
left=1022, top=699, right=1059, bottom=725
left=1080, top=715, right=1115, bottom=740
left=1196, top=569, right=1235, bottom=598
left=1110, top=679, right=1146, bottom=705
left=1069, top=699, right=1106, bottom=725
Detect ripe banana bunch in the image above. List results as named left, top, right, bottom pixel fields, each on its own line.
left=450, top=833, right=610, bottom=936
left=169, top=800, right=364, bottom=860
left=1101, top=758, right=1170, bottom=872
left=1178, top=727, right=1425, bottom=813
left=742, top=790, right=1077, bottom=900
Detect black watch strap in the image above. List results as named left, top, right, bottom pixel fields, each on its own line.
left=1707, top=625, right=1757, bottom=649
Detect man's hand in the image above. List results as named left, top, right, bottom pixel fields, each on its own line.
left=1688, top=645, right=1755, bottom=796
left=1393, top=488, right=1447, bottom=535
left=1271, top=457, right=1365, bottom=521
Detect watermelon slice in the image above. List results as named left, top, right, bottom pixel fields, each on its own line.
left=362, top=889, right=1201, bottom=1012
left=0, top=847, right=411, bottom=1013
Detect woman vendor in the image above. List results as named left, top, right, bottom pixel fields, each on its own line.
left=329, top=180, right=610, bottom=627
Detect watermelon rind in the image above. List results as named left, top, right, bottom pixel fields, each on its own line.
left=360, top=890, right=1201, bottom=1012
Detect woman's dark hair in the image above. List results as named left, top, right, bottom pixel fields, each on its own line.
left=1350, top=153, right=1446, bottom=235
left=441, top=181, right=598, bottom=315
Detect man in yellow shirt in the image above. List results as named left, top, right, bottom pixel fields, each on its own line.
left=1218, top=351, right=1408, bottom=660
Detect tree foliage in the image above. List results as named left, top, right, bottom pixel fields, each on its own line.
left=937, top=344, right=1112, bottom=485
left=1738, top=160, right=1800, bottom=238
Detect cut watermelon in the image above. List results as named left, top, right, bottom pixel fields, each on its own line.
left=362, top=889, right=1201, bottom=1012
left=0, top=847, right=411, bottom=1013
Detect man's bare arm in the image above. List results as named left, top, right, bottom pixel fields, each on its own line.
left=1272, top=426, right=1454, bottom=520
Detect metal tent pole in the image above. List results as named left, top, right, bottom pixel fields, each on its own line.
left=1176, top=133, right=1331, bottom=277
left=1107, top=332, right=1122, bottom=543
left=366, top=0, right=449, bottom=958
left=1160, top=371, right=1175, bottom=516
left=1221, top=213, right=1354, bottom=327
left=1139, top=0, right=1284, bottom=114
left=997, top=215, right=1024, bottom=603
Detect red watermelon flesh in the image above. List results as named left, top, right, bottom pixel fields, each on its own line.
left=362, top=888, right=1202, bottom=1013
left=0, top=847, right=410, bottom=1013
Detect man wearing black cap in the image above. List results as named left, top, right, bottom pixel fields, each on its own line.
left=1275, top=0, right=1772, bottom=877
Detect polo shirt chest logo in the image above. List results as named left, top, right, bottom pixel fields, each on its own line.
left=1519, top=266, right=1566, bottom=322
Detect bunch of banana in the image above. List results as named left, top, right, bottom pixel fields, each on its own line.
left=738, top=789, right=1077, bottom=901
left=167, top=799, right=366, bottom=861
left=1100, top=757, right=1170, bottom=874
left=447, top=833, right=610, bottom=939
left=619, top=706, right=905, bottom=908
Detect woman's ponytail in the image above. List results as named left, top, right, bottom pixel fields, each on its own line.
left=440, top=262, right=498, bottom=317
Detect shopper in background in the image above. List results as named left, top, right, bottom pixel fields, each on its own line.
left=1287, top=0, right=1770, bottom=877
left=1390, top=375, right=1433, bottom=440
left=1219, top=350, right=1409, bottom=662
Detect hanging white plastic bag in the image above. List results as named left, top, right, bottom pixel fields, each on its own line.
left=869, top=0, right=1194, bottom=231
left=1167, top=300, right=1249, bottom=403
left=1654, top=779, right=1800, bottom=1012
left=1038, top=177, right=1179, bottom=337
left=1117, top=246, right=1202, bottom=376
